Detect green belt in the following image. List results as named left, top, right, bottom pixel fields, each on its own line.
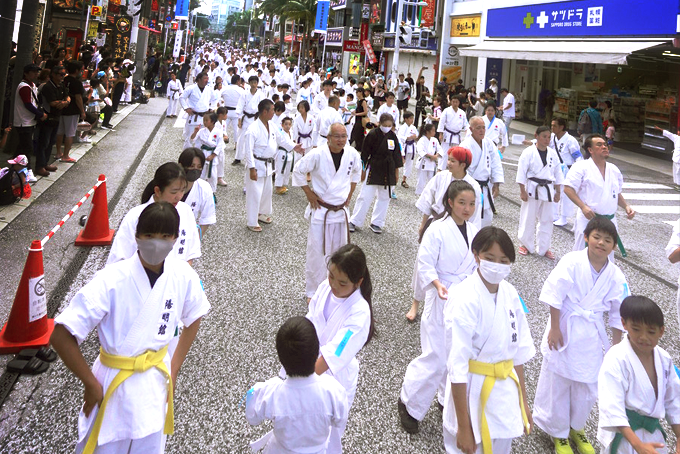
left=610, top=409, right=666, bottom=453
left=595, top=213, right=627, bottom=257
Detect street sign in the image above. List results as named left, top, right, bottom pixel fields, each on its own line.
left=166, top=15, right=173, bottom=22
left=91, top=5, right=102, bottom=17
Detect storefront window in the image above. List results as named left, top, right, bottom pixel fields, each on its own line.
left=558, top=70, right=572, bottom=90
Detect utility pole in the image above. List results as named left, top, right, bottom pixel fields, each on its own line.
left=0, top=0, right=18, bottom=129
left=10, top=0, right=40, bottom=126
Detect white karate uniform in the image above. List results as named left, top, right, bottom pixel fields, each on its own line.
left=306, top=281, right=371, bottom=453
left=662, top=129, right=680, bottom=185
left=598, top=336, right=680, bottom=454
left=179, top=84, right=218, bottom=149
left=55, top=254, right=209, bottom=452
left=564, top=159, right=623, bottom=251
left=482, top=115, right=508, bottom=149
left=184, top=178, right=216, bottom=227
left=401, top=216, right=478, bottom=421
left=415, top=136, right=442, bottom=195
left=297, top=86, right=312, bottom=105
left=443, top=272, right=535, bottom=454
left=314, top=107, right=344, bottom=147
left=311, top=93, right=329, bottom=117
left=516, top=144, right=564, bottom=255
left=221, top=84, right=244, bottom=149
left=398, top=123, right=419, bottom=180
left=665, top=219, right=680, bottom=340
left=246, top=374, right=349, bottom=454
left=242, top=119, right=297, bottom=227
left=460, top=136, right=504, bottom=227
left=166, top=79, right=183, bottom=116
left=293, top=145, right=362, bottom=298
left=193, top=126, right=221, bottom=192
left=437, top=107, right=468, bottom=171
left=416, top=172, right=483, bottom=230
left=235, top=89, right=266, bottom=161
left=107, top=199, right=201, bottom=265
left=533, top=249, right=628, bottom=438
left=215, top=120, right=228, bottom=179
left=376, top=103, right=400, bottom=128
left=551, top=132, right=583, bottom=223
left=293, top=113, right=316, bottom=154
left=274, top=130, right=301, bottom=187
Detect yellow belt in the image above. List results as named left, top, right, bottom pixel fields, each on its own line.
left=83, top=346, right=174, bottom=454
left=468, top=359, right=529, bottom=454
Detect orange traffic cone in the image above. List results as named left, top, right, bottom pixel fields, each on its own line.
left=0, top=240, right=54, bottom=354
left=75, top=174, right=115, bottom=246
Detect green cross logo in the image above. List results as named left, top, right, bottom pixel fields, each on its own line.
left=523, top=12, right=534, bottom=29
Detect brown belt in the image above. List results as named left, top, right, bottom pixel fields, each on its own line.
left=318, top=200, right=350, bottom=255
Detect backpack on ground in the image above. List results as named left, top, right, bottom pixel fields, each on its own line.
left=0, top=168, right=19, bottom=206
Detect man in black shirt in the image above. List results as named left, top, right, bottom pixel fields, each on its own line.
left=56, top=61, right=85, bottom=163
left=349, top=113, right=403, bottom=234
left=36, top=66, right=69, bottom=175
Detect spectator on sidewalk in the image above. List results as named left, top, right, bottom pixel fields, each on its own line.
left=577, top=99, right=603, bottom=144
left=499, top=88, right=516, bottom=131
left=14, top=64, right=47, bottom=178
left=56, top=61, right=86, bottom=163
left=36, top=66, right=69, bottom=176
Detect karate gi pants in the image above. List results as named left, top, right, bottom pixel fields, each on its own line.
left=166, top=99, right=179, bottom=116
left=274, top=151, right=301, bottom=187
left=517, top=198, right=554, bottom=255
left=444, top=430, right=512, bottom=454
left=245, top=173, right=273, bottom=227
left=532, top=361, right=598, bottom=438
left=553, top=192, right=575, bottom=223
left=202, top=160, right=218, bottom=192
left=479, top=186, right=495, bottom=228
left=235, top=118, right=256, bottom=160
left=76, top=427, right=165, bottom=454
left=183, top=122, right=198, bottom=150
left=349, top=184, right=391, bottom=228
left=403, top=152, right=415, bottom=179
left=123, top=77, right=132, bottom=102
left=400, top=288, right=447, bottom=420
left=411, top=260, right=425, bottom=301
left=674, top=161, right=680, bottom=185
left=415, top=169, right=435, bottom=196
left=305, top=221, right=349, bottom=298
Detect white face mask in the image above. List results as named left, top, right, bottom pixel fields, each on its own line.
left=380, top=126, right=391, bottom=134
left=136, top=238, right=176, bottom=266
left=478, top=259, right=511, bottom=285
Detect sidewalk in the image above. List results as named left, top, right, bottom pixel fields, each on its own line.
left=0, top=103, right=140, bottom=233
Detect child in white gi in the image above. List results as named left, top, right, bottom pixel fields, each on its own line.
left=533, top=217, right=629, bottom=454
left=399, top=180, right=479, bottom=434
left=215, top=106, right=229, bottom=187
left=397, top=111, right=418, bottom=189
left=178, top=148, right=216, bottom=235
left=443, top=226, right=535, bottom=454
left=305, top=244, right=375, bottom=453
left=51, top=202, right=210, bottom=454
left=516, top=126, right=564, bottom=259
left=246, top=316, right=349, bottom=453
left=415, top=124, right=442, bottom=196
left=166, top=72, right=183, bottom=117
left=274, top=117, right=297, bottom=194
left=597, top=295, right=680, bottom=454
left=191, top=112, right=221, bottom=193
left=666, top=218, right=680, bottom=338
left=437, top=95, right=468, bottom=171
left=654, top=125, right=680, bottom=185
left=293, top=100, right=316, bottom=155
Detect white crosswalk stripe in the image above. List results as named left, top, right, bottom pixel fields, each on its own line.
left=622, top=193, right=680, bottom=201
left=623, top=182, right=680, bottom=217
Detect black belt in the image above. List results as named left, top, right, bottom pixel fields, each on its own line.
left=225, top=106, right=237, bottom=110
left=244, top=111, right=257, bottom=118
left=475, top=179, right=496, bottom=216
left=528, top=177, right=553, bottom=202
left=254, top=155, right=275, bottom=164
left=318, top=200, right=350, bottom=255
left=321, top=134, right=327, bottom=139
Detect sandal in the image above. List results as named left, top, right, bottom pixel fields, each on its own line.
left=518, top=246, right=529, bottom=256
left=17, top=346, right=57, bottom=363
left=258, top=214, right=273, bottom=224
left=544, top=250, right=556, bottom=260
left=60, top=157, right=77, bottom=163
left=7, top=357, right=49, bottom=375
left=247, top=225, right=263, bottom=232
left=401, top=181, right=409, bottom=188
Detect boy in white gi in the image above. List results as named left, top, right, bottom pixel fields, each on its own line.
left=437, top=95, right=468, bottom=171
left=414, top=124, right=442, bottom=196
left=654, top=125, right=680, bottom=185
left=533, top=217, right=629, bottom=454
left=563, top=134, right=635, bottom=254
left=274, top=117, right=297, bottom=194
left=234, top=75, right=266, bottom=164
left=550, top=118, right=583, bottom=226
left=51, top=202, right=210, bottom=454
left=481, top=104, right=508, bottom=154
left=246, top=316, right=349, bottom=453
left=443, top=226, right=534, bottom=454
left=516, top=126, right=564, bottom=259
left=377, top=92, right=400, bottom=128
left=597, top=295, right=680, bottom=454
left=397, top=111, right=418, bottom=189
left=166, top=73, right=183, bottom=118
left=190, top=112, right=222, bottom=193
left=314, top=96, right=344, bottom=147
left=666, top=218, right=680, bottom=338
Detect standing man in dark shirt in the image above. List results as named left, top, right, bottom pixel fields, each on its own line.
left=349, top=113, right=403, bottom=234
left=56, top=61, right=86, bottom=163
left=36, top=66, right=69, bottom=176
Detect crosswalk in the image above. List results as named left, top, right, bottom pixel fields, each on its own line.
left=623, top=182, right=680, bottom=224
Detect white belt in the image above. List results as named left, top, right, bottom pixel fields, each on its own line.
left=558, top=302, right=610, bottom=353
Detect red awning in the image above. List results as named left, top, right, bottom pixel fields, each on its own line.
left=284, top=35, right=302, bottom=42
left=139, top=25, right=161, bottom=34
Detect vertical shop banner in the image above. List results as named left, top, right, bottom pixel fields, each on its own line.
left=175, top=0, right=189, bottom=20
left=112, top=15, right=132, bottom=58
left=173, top=24, right=184, bottom=58
left=485, top=58, right=503, bottom=101
left=360, top=22, right=369, bottom=43
left=420, top=0, right=436, bottom=28
left=315, top=1, right=331, bottom=33
left=363, top=40, right=377, bottom=64
left=370, top=0, right=382, bottom=24
left=362, top=3, right=370, bottom=19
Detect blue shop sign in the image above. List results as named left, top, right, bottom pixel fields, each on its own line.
left=487, top=0, right=679, bottom=38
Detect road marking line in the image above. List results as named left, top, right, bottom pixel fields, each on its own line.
left=622, top=182, right=671, bottom=190
left=630, top=205, right=680, bottom=214
left=621, top=193, right=680, bottom=201
left=502, top=161, right=518, bottom=167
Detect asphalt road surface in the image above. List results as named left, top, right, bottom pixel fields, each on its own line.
left=0, top=97, right=678, bottom=453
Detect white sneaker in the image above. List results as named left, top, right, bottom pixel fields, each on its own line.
left=26, top=169, right=37, bottom=183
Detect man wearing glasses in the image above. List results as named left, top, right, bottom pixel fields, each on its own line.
left=293, top=123, right=363, bottom=300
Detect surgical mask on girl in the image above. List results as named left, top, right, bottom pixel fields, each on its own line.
left=185, top=169, right=201, bottom=182
left=380, top=126, right=391, bottom=134
left=478, top=260, right=511, bottom=285
left=136, top=238, right=176, bottom=265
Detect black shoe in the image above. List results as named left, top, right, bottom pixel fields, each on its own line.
left=398, top=398, right=419, bottom=434
left=101, top=123, right=115, bottom=129
left=231, top=159, right=241, bottom=166
left=348, top=222, right=356, bottom=233
left=370, top=224, right=383, bottom=234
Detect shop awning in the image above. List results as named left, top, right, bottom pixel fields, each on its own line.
left=459, top=40, right=668, bottom=65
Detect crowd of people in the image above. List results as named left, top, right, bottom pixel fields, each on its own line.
left=38, top=38, right=680, bottom=454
